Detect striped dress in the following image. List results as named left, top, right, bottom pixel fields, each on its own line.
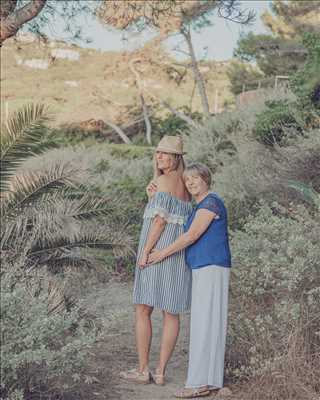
left=133, top=192, right=192, bottom=314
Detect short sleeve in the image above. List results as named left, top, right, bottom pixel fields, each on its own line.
left=198, top=195, right=221, bottom=218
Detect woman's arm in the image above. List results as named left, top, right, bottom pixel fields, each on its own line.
left=138, top=215, right=166, bottom=267
left=147, top=208, right=216, bottom=265
left=139, top=176, right=167, bottom=267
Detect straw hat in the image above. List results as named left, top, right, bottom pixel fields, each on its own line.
left=155, top=135, right=186, bottom=155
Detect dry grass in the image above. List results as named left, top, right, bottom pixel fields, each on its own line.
left=1, top=37, right=233, bottom=128
left=237, top=330, right=320, bottom=400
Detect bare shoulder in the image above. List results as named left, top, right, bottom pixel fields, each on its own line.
left=156, top=175, right=171, bottom=192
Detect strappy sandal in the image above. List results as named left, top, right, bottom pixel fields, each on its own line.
left=152, top=372, right=165, bottom=385
left=119, top=368, right=151, bottom=384
left=174, top=387, right=211, bottom=398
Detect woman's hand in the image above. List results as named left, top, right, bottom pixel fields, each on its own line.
left=146, top=180, right=157, bottom=199
left=148, top=249, right=167, bottom=264
left=138, top=250, right=149, bottom=269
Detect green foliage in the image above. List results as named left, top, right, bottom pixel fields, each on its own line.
left=106, top=144, right=153, bottom=160
left=49, top=125, right=107, bottom=147
left=290, top=33, right=320, bottom=127
left=1, top=105, right=133, bottom=272
left=16, top=0, right=97, bottom=44
left=254, top=100, right=303, bottom=145
left=0, top=267, right=98, bottom=398
left=227, top=203, right=320, bottom=391
left=107, top=173, right=149, bottom=242
left=227, top=60, right=265, bottom=95
left=253, top=33, right=320, bottom=147
left=234, top=32, right=305, bottom=77
left=230, top=0, right=319, bottom=96
left=89, top=154, right=153, bottom=273
left=0, top=104, right=134, bottom=397
left=0, top=103, right=53, bottom=192
left=184, top=111, right=238, bottom=170
left=153, top=112, right=189, bottom=137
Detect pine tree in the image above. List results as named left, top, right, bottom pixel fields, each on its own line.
left=262, top=0, right=320, bottom=39
left=97, top=0, right=254, bottom=117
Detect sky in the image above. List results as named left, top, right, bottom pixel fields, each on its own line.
left=44, top=0, right=272, bottom=61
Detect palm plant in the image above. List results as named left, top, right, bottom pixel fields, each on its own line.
left=1, top=104, right=133, bottom=272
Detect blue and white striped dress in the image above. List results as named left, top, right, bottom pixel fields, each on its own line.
left=133, top=192, right=192, bottom=314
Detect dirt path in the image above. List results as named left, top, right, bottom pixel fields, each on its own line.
left=81, top=279, right=192, bottom=400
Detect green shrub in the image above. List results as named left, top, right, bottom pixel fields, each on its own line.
left=290, top=33, right=320, bottom=128
left=107, top=143, right=153, bottom=160
left=253, top=34, right=320, bottom=147
left=254, top=100, right=303, bottom=145
left=0, top=268, right=98, bottom=399
left=184, top=112, right=238, bottom=170
left=151, top=108, right=203, bottom=138
left=49, top=123, right=110, bottom=146
left=227, top=60, right=265, bottom=95
left=227, top=203, right=320, bottom=395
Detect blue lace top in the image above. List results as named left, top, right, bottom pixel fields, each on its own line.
left=184, top=193, right=231, bottom=269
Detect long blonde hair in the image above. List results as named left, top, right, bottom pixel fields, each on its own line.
left=153, top=153, right=186, bottom=180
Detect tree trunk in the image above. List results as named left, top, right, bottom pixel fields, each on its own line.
left=0, top=0, right=47, bottom=46
left=129, top=58, right=153, bottom=145
left=140, top=94, right=152, bottom=145
left=182, top=27, right=210, bottom=117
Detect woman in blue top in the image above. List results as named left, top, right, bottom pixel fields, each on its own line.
left=148, top=162, right=231, bottom=399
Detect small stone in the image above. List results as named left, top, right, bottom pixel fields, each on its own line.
left=217, top=387, right=232, bottom=397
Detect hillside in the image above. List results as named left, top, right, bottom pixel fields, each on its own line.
left=1, top=34, right=234, bottom=130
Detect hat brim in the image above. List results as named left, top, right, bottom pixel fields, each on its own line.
left=155, top=146, right=186, bottom=155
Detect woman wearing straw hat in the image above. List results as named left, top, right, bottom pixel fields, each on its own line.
left=120, top=135, right=192, bottom=385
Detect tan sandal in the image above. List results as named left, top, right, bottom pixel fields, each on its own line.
left=152, top=372, right=165, bottom=385
left=119, top=368, right=151, bottom=384
left=174, top=387, right=211, bottom=398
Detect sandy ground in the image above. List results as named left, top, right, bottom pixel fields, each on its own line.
left=76, top=277, right=239, bottom=400
left=82, top=279, right=192, bottom=400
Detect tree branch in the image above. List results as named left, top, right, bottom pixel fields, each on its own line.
left=103, top=120, right=132, bottom=144
left=0, top=0, right=18, bottom=19
left=145, top=87, right=200, bottom=129
left=0, top=0, right=47, bottom=45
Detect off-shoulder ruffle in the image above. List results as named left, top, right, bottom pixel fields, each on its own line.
left=143, top=191, right=191, bottom=225
left=143, top=208, right=186, bottom=225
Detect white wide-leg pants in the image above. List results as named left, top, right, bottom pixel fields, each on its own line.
left=185, top=265, right=230, bottom=389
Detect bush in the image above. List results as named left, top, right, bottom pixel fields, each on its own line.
left=151, top=108, right=203, bottom=138
left=290, top=33, right=320, bottom=128
left=253, top=33, right=320, bottom=147
left=183, top=112, right=238, bottom=170
left=227, top=203, right=320, bottom=398
left=227, top=60, right=265, bottom=95
left=254, top=100, right=303, bottom=145
left=1, top=267, right=98, bottom=399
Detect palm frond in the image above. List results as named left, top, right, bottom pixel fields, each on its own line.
left=27, top=223, right=134, bottom=270
left=1, top=191, right=117, bottom=254
left=0, top=212, right=30, bottom=251
left=0, top=103, right=53, bottom=192
left=38, top=190, right=113, bottom=220
left=1, top=163, right=75, bottom=215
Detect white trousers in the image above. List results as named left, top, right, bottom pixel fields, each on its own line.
left=185, top=265, right=230, bottom=389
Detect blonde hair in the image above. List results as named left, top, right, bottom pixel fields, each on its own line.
left=183, top=163, right=212, bottom=188
left=153, top=153, right=186, bottom=179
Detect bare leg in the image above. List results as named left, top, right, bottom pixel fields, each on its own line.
left=135, top=304, right=153, bottom=372
left=156, top=311, right=180, bottom=375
